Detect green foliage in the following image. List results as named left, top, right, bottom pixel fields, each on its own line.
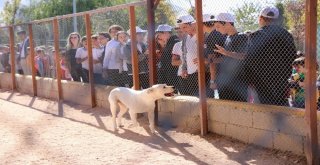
left=231, top=2, right=262, bottom=32
left=0, top=0, right=22, bottom=25
left=155, top=1, right=177, bottom=26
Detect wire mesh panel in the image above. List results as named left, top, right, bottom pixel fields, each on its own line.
left=14, top=24, right=30, bottom=75
left=32, top=22, right=55, bottom=78
left=0, top=27, right=11, bottom=73
left=59, top=15, right=87, bottom=83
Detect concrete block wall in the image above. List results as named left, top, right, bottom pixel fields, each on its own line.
left=206, top=99, right=320, bottom=155
left=0, top=73, right=12, bottom=89
left=0, top=74, right=319, bottom=155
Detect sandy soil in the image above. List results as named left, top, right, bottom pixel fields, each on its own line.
left=0, top=90, right=306, bottom=165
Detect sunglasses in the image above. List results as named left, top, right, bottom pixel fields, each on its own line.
left=70, top=36, right=78, bottom=39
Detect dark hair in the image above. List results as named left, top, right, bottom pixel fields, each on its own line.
left=108, top=25, right=124, bottom=33
left=260, top=16, right=274, bottom=23
left=203, top=21, right=215, bottom=27
left=81, top=36, right=87, bottom=42
left=214, top=21, right=234, bottom=26
left=292, top=57, right=305, bottom=66
left=98, top=32, right=111, bottom=40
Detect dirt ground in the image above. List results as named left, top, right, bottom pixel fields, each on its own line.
left=0, top=90, right=307, bottom=165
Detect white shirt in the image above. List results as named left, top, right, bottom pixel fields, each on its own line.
left=92, top=47, right=104, bottom=74
left=75, top=47, right=89, bottom=70
left=103, top=39, right=120, bottom=69
left=185, top=35, right=198, bottom=74
left=172, top=41, right=183, bottom=76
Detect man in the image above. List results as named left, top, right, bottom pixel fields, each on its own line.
left=202, top=14, right=226, bottom=98
left=102, top=25, right=123, bottom=85
left=155, top=24, right=180, bottom=90
left=245, top=6, right=296, bottom=106
left=172, top=14, right=198, bottom=96
left=213, top=12, right=248, bottom=102
left=17, top=30, right=30, bottom=75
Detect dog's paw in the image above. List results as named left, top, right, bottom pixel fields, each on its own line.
left=128, top=123, right=139, bottom=128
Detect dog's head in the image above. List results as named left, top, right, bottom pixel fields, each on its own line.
left=146, top=84, right=175, bottom=99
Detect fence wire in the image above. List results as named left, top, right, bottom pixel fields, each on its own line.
left=0, top=27, right=10, bottom=73
left=0, top=1, right=318, bottom=147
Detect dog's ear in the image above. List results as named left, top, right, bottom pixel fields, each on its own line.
left=147, top=88, right=154, bottom=94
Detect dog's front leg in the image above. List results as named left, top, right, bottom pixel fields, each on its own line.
left=147, top=110, right=155, bottom=133
left=128, top=111, right=138, bottom=128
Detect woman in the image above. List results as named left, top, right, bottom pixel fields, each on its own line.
left=66, top=32, right=83, bottom=82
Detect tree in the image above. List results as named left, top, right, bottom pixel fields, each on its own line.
left=0, top=0, right=22, bottom=25
left=284, top=0, right=305, bottom=51
left=231, top=2, right=262, bottom=32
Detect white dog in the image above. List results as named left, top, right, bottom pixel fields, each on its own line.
left=108, top=84, right=174, bottom=133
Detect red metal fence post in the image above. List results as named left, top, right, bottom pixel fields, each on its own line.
left=85, top=13, right=96, bottom=108
left=304, top=0, right=319, bottom=164
left=195, top=0, right=208, bottom=136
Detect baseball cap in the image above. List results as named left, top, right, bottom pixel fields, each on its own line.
left=203, top=14, right=215, bottom=22
left=17, top=30, right=26, bottom=35
left=259, top=6, right=279, bottom=19
left=177, top=14, right=195, bottom=24
left=214, top=13, right=235, bottom=23
left=156, top=24, right=173, bottom=32
left=127, top=26, right=147, bottom=34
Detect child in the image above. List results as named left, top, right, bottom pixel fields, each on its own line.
left=289, top=56, right=319, bottom=108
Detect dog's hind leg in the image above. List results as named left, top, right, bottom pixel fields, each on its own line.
left=128, top=111, right=138, bottom=128
left=109, top=100, right=118, bottom=131
left=117, top=102, right=128, bottom=128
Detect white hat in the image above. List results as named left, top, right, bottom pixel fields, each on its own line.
left=127, top=26, right=147, bottom=34
left=214, top=13, right=235, bottom=23
left=177, top=14, right=195, bottom=24
left=259, top=6, right=279, bottom=19
left=156, top=24, right=173, bottom=32
left=203, top=14, right=215, bottom=22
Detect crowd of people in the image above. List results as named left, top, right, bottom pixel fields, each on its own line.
left=0, top=6, right=319, bottom=109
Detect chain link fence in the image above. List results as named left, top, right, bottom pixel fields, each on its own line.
left=0, top=0, right=318, bottom=153
left=0, top=27, right=10, bottom=73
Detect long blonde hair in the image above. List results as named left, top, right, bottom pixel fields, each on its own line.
left=66, top=32, right=81, bottom=49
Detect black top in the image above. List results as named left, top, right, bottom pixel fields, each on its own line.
left=66, top=48, right=82, bottom=70
left=157, top=35, right=179, bottom=70
left=245, top=25, right=296, bottom=105
left=217, top=33, right=248, bottom=86
left=205, top=30, right=226, bottom=59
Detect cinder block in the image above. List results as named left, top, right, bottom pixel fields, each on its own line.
left=0, top=73, right=12, bottom=89
left=253, top=111, right=280, bottom=132
left=188, top=101, right=200, bottom=117
left=229, top=109, right=252, bottom=127
left=172, top=101, right=189, bottom=127
left=273, top=132, right=304, bottom=155
left=208, top=107, right=230, bottom=123
left=158, top=99, right=174, bottom=113
left=226, top=124, right=249, bottom=143
left=278, top=116, right=306, bottom=136
left=209, top=120, right=226, bottom=135
left=186, top=116, right=200, bottom=130
left=248, top=128, right=273, bottom=148
left=158, top=112, right=173, bottom=127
